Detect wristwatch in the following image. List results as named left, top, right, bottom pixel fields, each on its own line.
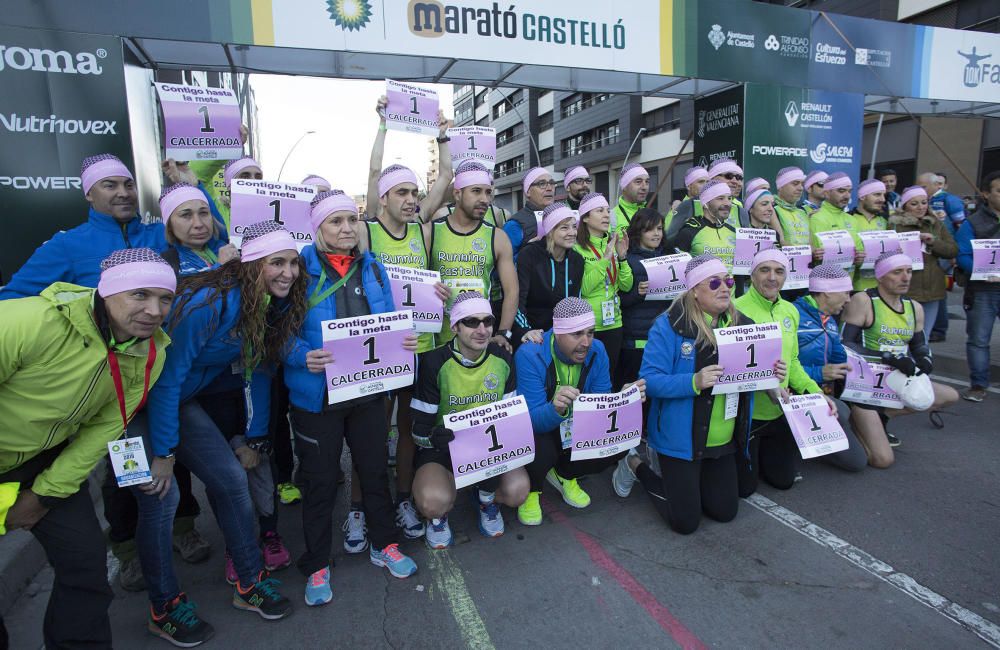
left=499, top=329, right=512, bottom=340
left=155, top=452, right=175, bottom=460
left=436, top=135, right=451, bottom=143
left=247, top=438, right=273, bottom=455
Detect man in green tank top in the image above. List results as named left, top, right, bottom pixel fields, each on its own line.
left=841, top=252, right=959, bottom=467
left=430, top=164, right=518, bottom=351
left=674, top=180, right=738, bottom=273
left=849, top=179, right=890, bottom=292
left=409, top=293, right=528, bottom=549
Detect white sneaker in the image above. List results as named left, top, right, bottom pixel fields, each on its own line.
left=396, top=499, right=426, bottom=539
left=425, top=516, right=453, bottom=550
left=612, top=449, right=639, bottom=498
left=342, top=510, right=368, bottom=553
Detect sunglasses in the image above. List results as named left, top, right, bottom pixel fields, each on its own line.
left=459, top=316, right=496, bottom=329
left=723, top=173, right=743, bottom=181
left=708, top=276, right=736, bottom=290
left=531, top=180, right=557, bottom=188
left=813, top=182, right=824, bottom=188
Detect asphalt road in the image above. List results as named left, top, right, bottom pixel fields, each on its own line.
left=5, top=378, right=999, bottom=649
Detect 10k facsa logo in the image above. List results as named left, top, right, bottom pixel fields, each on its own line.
left=0, top=44, right=106, bottom=75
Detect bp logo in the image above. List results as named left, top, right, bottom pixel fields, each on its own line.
left=483, top=372, right=499, bottom=391
left=409, top=238, right=422, bottom=254
left=111, top=444, right=121, bottom=453
left=784, top=101, right=800, bottom=127
left=708, top=25, right=725, bottom=51
left=471, top=238, right=486, bottom=253
left=680, top=341, right=694, bottom=356
left=783, top=316, right=793, bottom=331
left=326, top=0, right=373, bottom=32
left=765, top=35, right=780, bottom=51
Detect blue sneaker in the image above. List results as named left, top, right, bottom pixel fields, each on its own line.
left=304, top=567, right=332, bottom=607
left=477, top=492, right=504, bottom=538
left=425, top=516, right=452, bottom=550
left=370, top=543, right=417, bottom=579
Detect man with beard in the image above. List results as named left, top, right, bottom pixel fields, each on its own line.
left=801, top=170, right=828, bottom=216
left=706, top=159, right=750, bottom=229
left=850, top=179, right=889, bottom=291
left=673, top=180, right=738, bottom=274
left=773, top=167, right=811, bottom=247
left=505, top=167, right=556, bottom=260
left=563, top=165, right=592, bottom=212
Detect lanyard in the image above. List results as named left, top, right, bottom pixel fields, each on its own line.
left=550, top=257, right=569, bottom=297
left=107, top=338, right=157, bottom=434
left=588, top=242, right=617, bottom=287
left=309, top=264, right=358, bottom=308
left=193, top=247, right=218, bottom=265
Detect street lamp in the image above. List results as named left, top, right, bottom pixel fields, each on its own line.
left=277, top=130, right=317, bottom=181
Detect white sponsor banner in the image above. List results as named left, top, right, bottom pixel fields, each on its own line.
left=923, top=27, right=1000, bottom=103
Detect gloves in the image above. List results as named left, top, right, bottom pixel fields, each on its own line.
left=915, top=354, right=933, bottom=376
left=428, top=425, right=455, bottom=452
left=881, top=352, right=917, bottom=377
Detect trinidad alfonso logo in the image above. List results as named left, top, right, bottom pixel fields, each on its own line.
left=708, top=25, right=725, bottom=51
left=327, top=0, right=373, bottom=31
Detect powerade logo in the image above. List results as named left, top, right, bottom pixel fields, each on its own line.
left=809, top=143, right=853, bottom=165
left=751, top=145, right=808, bottom=157
left=958, top=47, right=998, bottom=89
left=0, top=44, right=106, bottom=75
left=0, top=176, right=82, bottom=190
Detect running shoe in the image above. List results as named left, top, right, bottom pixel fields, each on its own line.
left=396, top=499, right=425, bottom=539
left=224, top=552, right=238, bottom=586
left=517, top=491, right=543, bottom=526
left=370, top=543, right=418, bottom=578
left=304, top=567, right=332, bottom=607
left=886, top=433, right=901, bottom=448
left=119, top=555, right=146, bottom=592
left=233, top=571, right=292, bottom=620
left=261, top=531, right=291, bottom=571
left=342, top=510, right=368, bottom=553
left=477, top=492, right=504, bottom=538
left=173, top=528, right=211, bottom=564
left=612, top=449, right=639, bottom=498
left=148, top=593, right=214, bottom=647
left=276, top=482, right=302, bottom=506
left=387, top=428, right=398, bottom=468
left=963, top=386, right=987, bottom=402
left=546, top=469, right=591, bottom=508
left=425, top=516, right=453, bottom=550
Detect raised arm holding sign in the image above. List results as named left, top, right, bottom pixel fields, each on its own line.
left=229, top=179, right=316, bottom=248
left=385, top=79, right=440, bottom=137
left=383, top=264, right=444, bottom=333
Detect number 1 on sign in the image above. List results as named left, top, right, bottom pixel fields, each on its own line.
left=605, top=409, right=619, bottom=434
left=268, top=199, right=283, bottom=225
left=409, top=97, right=419, bottom=114
left=362, top=337, right=380, bottom=365
left=198, top=105, right=215, bottom=133
left=467, top=136, right=477, bottom=150
left=401, top=283, right=415, bottom=307
left=746, top=343, right=757, bottom=368
left=804, top=409, right=821, bottom=432
left=484, top=424, right=503, bottom=452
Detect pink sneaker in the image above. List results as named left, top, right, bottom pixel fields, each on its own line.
left=224, top=551, right=238, bottom=585
left=262, top=531, right=291, bottom=571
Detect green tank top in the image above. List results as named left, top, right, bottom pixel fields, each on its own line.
left=431, top=219, right=496, bottom=342
left=436, top=344, right=513, bottom=423
left=774, top=199, right=811, bottom=246
left=861, top=289, right=915, bottom=355
left=690, top=224, right=737, bottom=273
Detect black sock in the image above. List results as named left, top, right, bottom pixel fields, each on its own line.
left=350, top=501, right=364, bottom=512
left=396, top=490, right=411, bottom=504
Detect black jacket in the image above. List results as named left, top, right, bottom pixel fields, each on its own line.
left=513, top=240, right=584, bottom=342
left=620, top=246, right=671, bottom=346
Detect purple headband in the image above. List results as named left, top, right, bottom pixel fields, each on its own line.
left=310, top=193, right=358, bottom=233
left=301, top=175, right=330, bottom=188
left=745, top=189, right=772, bottom=211
left=619, top=164, right=649, bottom=190
left=82, top=158, right=133, bottom=195
left=563, top=166, right=589, bottom=186
left=454, top=168, right=493, bottom=190
left=684, top=166, right=709, bottom=188
left=159, top=185, right=207, bottom=225
left=98, top=261, right=176, bottom=298
left=804, top=171, right=828, bottom=190
left=241, top=229, right=298, bottom=262
left=224, top=158, right=261, bottom=187
left=378, top=166, right=419, bottom=197
left=857, top=179, right=886, bottom=199
left=750, top=248, right=789, bottom=274
left=523, top=167, right=549, bottom=195
left=699, top=181, right=732, bottom=207
left=824, top=174, right=852, bottom=192
left=875, top=253, right=912, bottom=280
left=776, top=167, right=806, bottom=189
left=809, top=275, right=853, bottom=293
left=900, top=186, right=927, bottom=207
left=541, top=205, right=577, bottom=238
left=685, top=257, right=728, bottom=290
left=450, top=296, right=493, bottom=324
left=709, top=160, right=742, bottom=178
left=745, top=178, right=769, bottom=196
left=552, top=311, right=595, bottom=335
left=578, top=193, right=609, bottom=217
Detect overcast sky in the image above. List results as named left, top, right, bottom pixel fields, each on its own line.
left=250, top=75, right=453, bottom=196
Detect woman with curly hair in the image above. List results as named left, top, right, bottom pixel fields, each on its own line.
left=133, top=220, right=307, bottom=646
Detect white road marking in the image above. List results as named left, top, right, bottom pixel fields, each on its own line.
left=933, top=374, right=1000, bottom=395
left=746, top=493, right=1000, bottom=648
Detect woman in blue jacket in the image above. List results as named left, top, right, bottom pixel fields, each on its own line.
left=133, top=220, right=307, bottom=645
left=158, top=183, right=236, bottom=276
left=284, top=190, right=419, bottom=607
left=623, top=255, right=766, bottom=535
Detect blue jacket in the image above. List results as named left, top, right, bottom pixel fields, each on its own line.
left=283, top=244, right=395, bottom=413
left=145, top=285, right=270, bottom=456
left=514, top=330, right=610, bottom=434
left=640, top=305, right=754, bottom=461
left=930, top=190, right=966, bottom=236
left=794, top=296, right=847, bottom=387
left=165, top=234, right=229, bottom=277
left=503, top=202, right=544, bottom=263
left=0, top=208, right=166, bottom=299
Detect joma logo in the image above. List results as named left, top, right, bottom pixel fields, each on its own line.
left=0, top=44, right=107, bottom=75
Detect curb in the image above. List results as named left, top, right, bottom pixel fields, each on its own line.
left=934, top=354, right=1000, bottom=386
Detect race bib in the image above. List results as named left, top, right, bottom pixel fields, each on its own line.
left=858, top=230, right=901, bottom=270
left=600, top=300, right=616, bottom=327
left=840, top=349, right=904, bottom=409
left=733, top=228, right=777, bottom=275
left=321, top=311, right=416, bottom=404
left=971, top=240, right=1000, bottom=281
left=782, top=245, right=812, bottom=290
left=640, top=253, right=691, bottom=301
left=445, top=396, right=536, bottom=489
left=780, top=394, right=849, bottom=459
left=570, top=385, right=643, bottom=461
left=383, top=264, right=444, bottom=334
left=713, top=323, right=783, bottom=394
left=107, top=437, right=152, bottom=488
left=815, top=230, right=855, bottom=268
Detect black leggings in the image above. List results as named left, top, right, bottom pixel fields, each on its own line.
left=636, top=452, right=739, bottom=535
left=738, top=418, right=800, bottom=496
left=526, top=428, right=624, bottom=492
left=595, top=327, right=624, bottom=387
left=270, top=368, right=295, bottom=485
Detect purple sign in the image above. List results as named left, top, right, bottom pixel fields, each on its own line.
left=733, top=228, right=777, bottom=275
left=385, top=79, right=440, bottom=137
left=321, top=311, right=416, bottom=404
left=782, top=245, right=812, bottom=290
left=815, top=230, right=855, bottom=268
left=640, top=253, right=690, bottom=301
left=840, top=349, right=903, bottom=409
left=570, top=384, right=643, bottom=461
left=780, top=394, right=848, bottom=460
left=858, top=230, right=901, bottom=270
left=229, top=179, right=316, bottom=250
left=446, top=126, right=496, bottom=170
left=896, top=231, right=925, bottom=271
left=445, top=395, right=536, bottom=489
left=383, top=264, right=444, bottom=334
left=713, top=322, right=783, bottom=394
left=155, top=82, right=242, bottom=161
left=971, top=240, right=1000, bottom=281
